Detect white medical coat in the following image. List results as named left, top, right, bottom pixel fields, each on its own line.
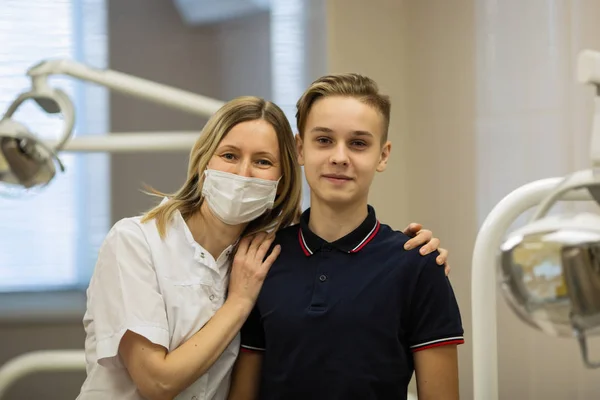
left=77, top=208, right=238, bottom=400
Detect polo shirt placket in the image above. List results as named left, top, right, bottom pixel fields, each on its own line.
left=298, top=216, right=380, bottom=313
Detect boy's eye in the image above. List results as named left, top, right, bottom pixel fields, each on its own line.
left=351, top=140, right=367, bottom=147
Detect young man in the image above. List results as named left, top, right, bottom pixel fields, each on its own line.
left=228, top=74, right=464, bottom=400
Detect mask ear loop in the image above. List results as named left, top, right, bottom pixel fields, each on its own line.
left=200, top=169, right=211, bottom=198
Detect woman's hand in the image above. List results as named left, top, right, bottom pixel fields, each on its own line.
left=403, top=223, right=450, bottom=276
left=228, top=232, right=281, bottom=309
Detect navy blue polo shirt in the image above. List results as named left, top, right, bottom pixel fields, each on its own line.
left=241, top=205, right=464, bottom=400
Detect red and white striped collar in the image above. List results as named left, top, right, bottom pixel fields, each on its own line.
left=297, top=205, right=381, bottom=256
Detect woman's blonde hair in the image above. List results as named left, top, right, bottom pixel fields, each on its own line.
left=140, top=96, right=302, bottom=238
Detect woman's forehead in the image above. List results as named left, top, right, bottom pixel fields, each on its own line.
left=218, top=120, right=280, bottom=156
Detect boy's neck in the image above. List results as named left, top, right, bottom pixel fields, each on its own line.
left=307, top=196, right=369, bottom=243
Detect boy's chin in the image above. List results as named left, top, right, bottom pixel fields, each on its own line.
left=313, top=189, right=362, bottom=207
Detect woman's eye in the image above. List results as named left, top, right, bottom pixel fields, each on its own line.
left=257, top=159, right=273, bottom=166
left=316, top=137, right=331, bottom=144
left=222, top=153, right=236, bottom=160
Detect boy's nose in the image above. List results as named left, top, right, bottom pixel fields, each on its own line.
left=330, top=145, right=349, bottom=165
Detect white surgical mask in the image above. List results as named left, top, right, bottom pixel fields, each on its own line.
left=201, top=169, right=279, bottom=225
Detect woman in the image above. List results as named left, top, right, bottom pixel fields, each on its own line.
left=76, top=96, right=445, bottom=400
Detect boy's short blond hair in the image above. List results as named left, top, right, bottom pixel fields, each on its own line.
left=295, top=73, right=391, bottom=141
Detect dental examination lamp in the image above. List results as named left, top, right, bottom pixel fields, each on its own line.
left=0, top=59, right=225, bottom=195
left=472, top=49, right=600, bottom=400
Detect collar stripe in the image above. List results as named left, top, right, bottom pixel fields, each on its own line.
left=350, top=220, right=380, bottom=253
left=298, top=228, right=312, bottom=256
left=297, top=220, right=381, bottom=256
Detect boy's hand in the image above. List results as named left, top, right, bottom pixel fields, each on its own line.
left=402, top=223, right=450, bottom=276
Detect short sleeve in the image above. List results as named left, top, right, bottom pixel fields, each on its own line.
left=86, top=218, right=170, bottom=368
left=240, top=304, right=265, bottom=352
left=408, top=251, right=464, bottom=352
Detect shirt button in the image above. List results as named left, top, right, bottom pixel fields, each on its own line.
left=209, top=294, right=215, bottom=301
left=319, top=274, right=327, bottom=282
left=200, top=252, right=205, bottom=258
left=192, top=396, right=198, bottom=400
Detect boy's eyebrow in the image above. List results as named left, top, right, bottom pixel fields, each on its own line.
left=310, top=126, right=374, bottom=137
left=310, top=126, right=334, bottom=134
left=350, top=130, right=374, bottom=138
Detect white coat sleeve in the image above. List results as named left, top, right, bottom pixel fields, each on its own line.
left=87, top=218, right=170, bottom=368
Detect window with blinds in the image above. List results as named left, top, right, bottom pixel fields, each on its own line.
left=0, top=0, right=108, bottom=292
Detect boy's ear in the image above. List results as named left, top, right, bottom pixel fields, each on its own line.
left=295, top=134, right=305, bottom=166
left=376, top=140, right=392, bottom=172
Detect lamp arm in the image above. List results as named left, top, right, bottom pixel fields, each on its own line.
left=26, top=59, right=225, bottom=118
left=0, top=350, right=85, bottom=398
left=528, top=169, right=600, bottom=221
left=44, top=131, right=201, bottom=153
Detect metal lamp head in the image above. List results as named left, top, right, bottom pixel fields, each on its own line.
left=500, top=203, right=600, bottom=367
left=0, top=118, right=63, bottom=196
left=0, top=87, right=73, bottom=196
left=500, top=213, right=600, bottom=331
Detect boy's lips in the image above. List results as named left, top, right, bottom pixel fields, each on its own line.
left=322, top=173, right=353, bottom=183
